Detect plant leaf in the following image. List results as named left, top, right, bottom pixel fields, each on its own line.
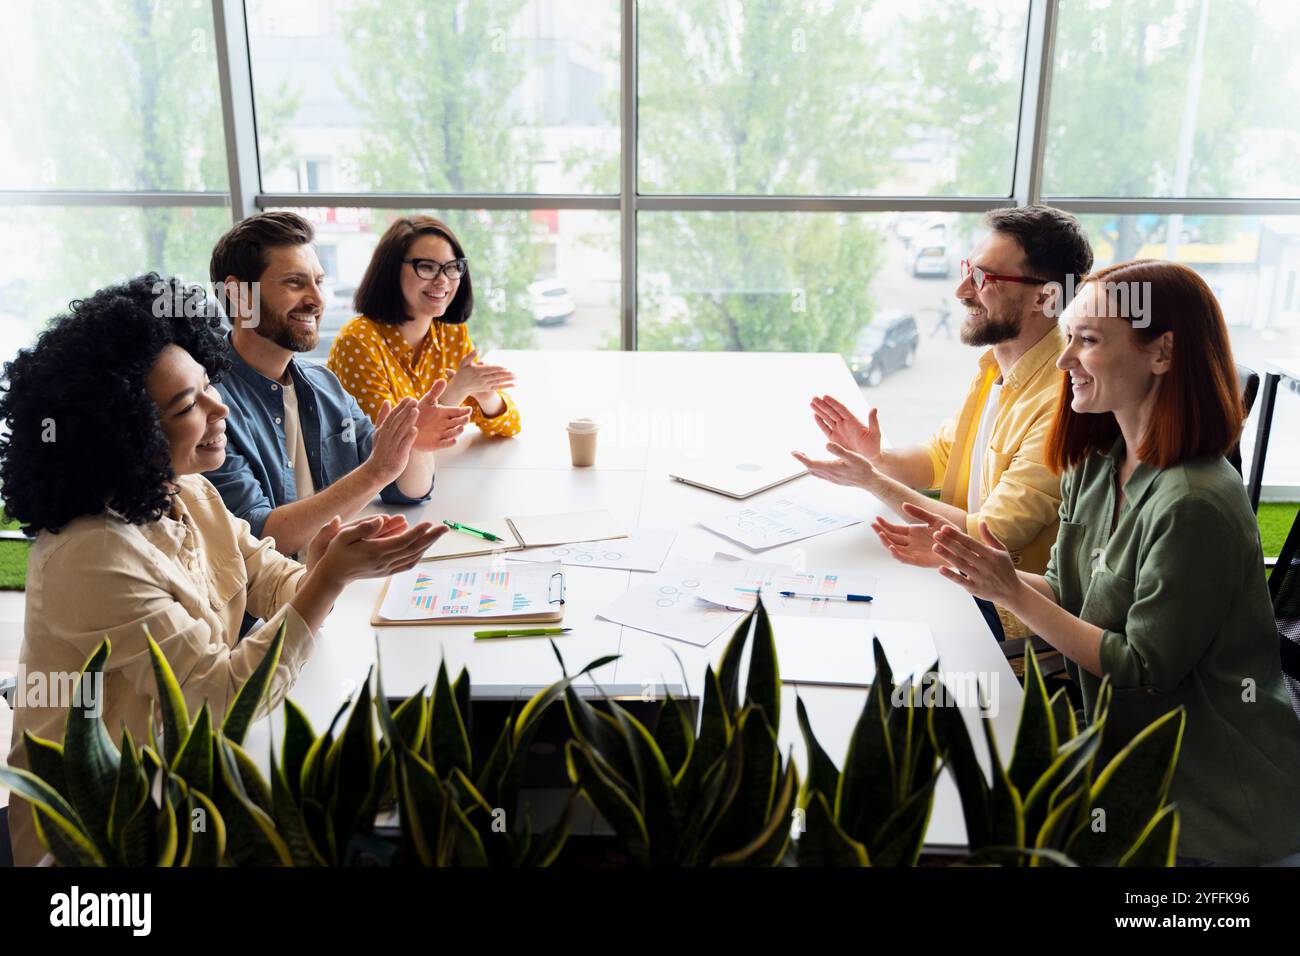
left=795, top=695, right=840, bottom=808
left=171, top=701, right=214, bottom=796
left=1065, top=706, right=1186, bottom=866
left=716, top=610, right=751, bottom=713
left=22, top=731, right=68, bottom=800
left=221, top=618, right=286, bottom=745
left=0, top=764, right=84, bottom=836
left=281, top=697, right=315, bottom=801
left=187, top=789, right=227, bottom=867
left=62, top=639, right=120, bottom=856
left=1008, top=641, right=1058, bottom=796
left=692, top=665, right=732, bottom=780
left=712, top=758, right=799, bottom=867
left=744, top=596, right=780, bottom=729
left=610, top=702, right=679, bottom=861
left=144, top=628, right=190, bottom=765
left=108, top=726, right=148, bottom=858
left=651, top=692, right=694, bottom=780
left=1048, top=687, right=1077, bottom=743
left=33, top=804, right=106, bottom=866
left=213, top=735, right=293, bottom=866
left=1117, top=804, right=1180, bottom=868
left=795, top=790, right=870, bottom=867
left=564, top=740, right=649, bottom=864
left=836, top=640, right=896, bottom=846
left=429, top=660, right=472, bottom=779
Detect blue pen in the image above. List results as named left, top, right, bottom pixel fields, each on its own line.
left=778, top=591, right=873, bottom=603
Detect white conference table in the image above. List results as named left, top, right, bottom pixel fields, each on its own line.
left=246, top=350, right=1023, bottom=851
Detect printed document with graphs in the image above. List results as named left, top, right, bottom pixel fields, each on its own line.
left=373, top=560, right=565, bottom=625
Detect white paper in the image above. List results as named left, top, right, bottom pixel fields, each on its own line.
left=595, top=559, right=745, bottom=647
left=378, top=561, right=563, bottom=622
left=509, top=509, right=628, bottom=548
left=505, top=528, right=677, bottom=572
left=773, top=619, right=938, bottom=687
left=699, top=497, right=862, bottom=551
left=421, top=517, right=519, bottom=562
left=698, top=555, right=878, bottom=620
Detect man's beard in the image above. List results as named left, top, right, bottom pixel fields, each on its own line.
left=959, top=301, right=1021, bottom=347
left=254, top=304, right=319, bottom=352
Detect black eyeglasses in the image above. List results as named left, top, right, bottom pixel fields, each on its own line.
left=402, top=257, right=468, bottom=281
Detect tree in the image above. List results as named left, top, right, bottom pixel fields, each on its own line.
left=336, top=0, right=543, bottom=349
left=3, top=0, right=235, bottom=328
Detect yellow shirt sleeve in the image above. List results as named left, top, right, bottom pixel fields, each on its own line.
left=447, top=326, right=522, bottom=437
left=328, top=320, right=397, bottom=423
left=923, top=417, right=956, bottom=491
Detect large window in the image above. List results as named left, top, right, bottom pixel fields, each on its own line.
left=0, top=0, right=230, bottom=359
left=638, top=0, right=1030, bottom=197
left=1045, top=0, right=1300, bottom=199
left=246, top=0, right=621, bottom=194
left=4, top=0, right=1300, bottom=483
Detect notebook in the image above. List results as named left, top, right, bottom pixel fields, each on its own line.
left=668, top=453, right=807, bottom=499
left=421, top=510, right=628, bottom=561
left=372, top=561, right=566, bottom=626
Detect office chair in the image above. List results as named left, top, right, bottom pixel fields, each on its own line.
left=1269, top=507, right=1300, bottom=719
left=1227, top=363, right=1260, bottom=476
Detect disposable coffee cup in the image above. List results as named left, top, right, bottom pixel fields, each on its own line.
left=567, top=418, right=599, bottom=467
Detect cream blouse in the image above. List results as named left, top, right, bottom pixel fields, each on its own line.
left=6, top=473, right=312, bottom=865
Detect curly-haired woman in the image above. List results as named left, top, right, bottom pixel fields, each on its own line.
left=1, top=275, right=444, bottom=865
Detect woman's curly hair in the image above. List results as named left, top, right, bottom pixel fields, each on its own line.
left=0, top=274, right=231, bottom=534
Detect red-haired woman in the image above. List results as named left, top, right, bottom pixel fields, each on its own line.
left=883, top=261, right=1300, bottom=865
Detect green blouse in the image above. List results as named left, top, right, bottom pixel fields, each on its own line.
left=1044, top=438, right=1300, bottom=865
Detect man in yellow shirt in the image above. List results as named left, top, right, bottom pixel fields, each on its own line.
left=795, top=205, right=1094, bottom=638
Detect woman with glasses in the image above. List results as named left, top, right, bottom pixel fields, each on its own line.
left=327, top=216, right=521, bottom=437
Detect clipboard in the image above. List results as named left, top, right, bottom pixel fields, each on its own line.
left=371, top=564, right=567, bottom=626
left=422, top=510, right=627, bottom=562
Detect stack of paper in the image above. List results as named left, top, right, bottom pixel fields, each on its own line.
left=699, top=497, right=862, bottom=551
left=594, top=559, right=745, bottom=647
left=506, top=528, right=676, bottom=572
left=697, top=554, right=878, bottom=620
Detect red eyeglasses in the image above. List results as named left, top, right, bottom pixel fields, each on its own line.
left=961, top=259, right=1051, bottom=290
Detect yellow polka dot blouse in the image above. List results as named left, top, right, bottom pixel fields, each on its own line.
left=327, top=315, right=521, bottom=438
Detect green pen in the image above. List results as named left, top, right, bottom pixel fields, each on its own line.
left=443, top=519, right=503, bottom=542
left=474, top=627, right=572, bottom=640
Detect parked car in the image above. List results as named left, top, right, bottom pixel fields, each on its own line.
left=528, top=279, right=575, bottom=326
left=907, top=224, right=951, bottom=278
left=849, top=312, right=919, bottom=387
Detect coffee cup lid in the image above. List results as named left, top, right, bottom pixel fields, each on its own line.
left=567, top=418, right=599, bottom=433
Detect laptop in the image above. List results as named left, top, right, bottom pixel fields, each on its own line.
left=668, top=453, right=808, bottom=499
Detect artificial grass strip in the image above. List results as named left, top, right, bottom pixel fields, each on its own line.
left=0, top=516, right=29, bottom=590
left=1259, top=502, right=1300, bottom=559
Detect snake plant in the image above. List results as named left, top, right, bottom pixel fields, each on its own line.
left=796, top=639, right=1185, bottom=866
left=562, top=596, right=799, bottom=865
left=0, top=621, right=615, bottom=866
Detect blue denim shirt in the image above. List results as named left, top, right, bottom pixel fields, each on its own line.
left=204, top=336, right=431, bottom=539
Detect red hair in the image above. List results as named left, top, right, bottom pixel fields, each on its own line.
left=1046, top=260, right=1243, bottom=473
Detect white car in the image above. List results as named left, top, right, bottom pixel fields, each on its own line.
left=528, top=279, right=576, bottom=326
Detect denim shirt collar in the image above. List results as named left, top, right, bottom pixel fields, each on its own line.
left=224, top=332, right=309, bottom=395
